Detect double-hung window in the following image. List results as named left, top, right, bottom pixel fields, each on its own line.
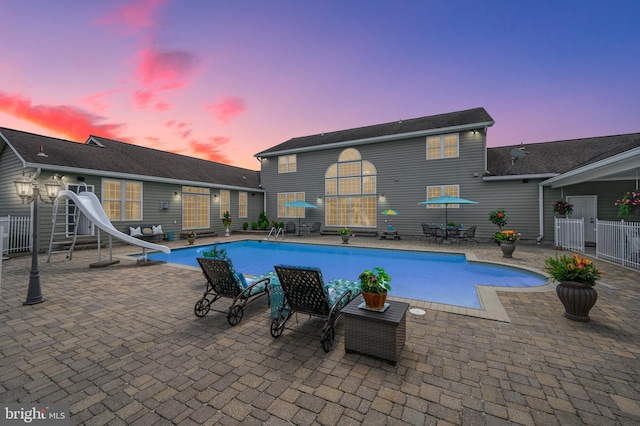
left=219, top=190, right=230, bottom=218
left=103, top=179, right=142, bottom=221
left=278, top=154, right=297, bottom=173
left=238, top=192, right=248, bottom=218
left=427, top=133, right=459, bottom=159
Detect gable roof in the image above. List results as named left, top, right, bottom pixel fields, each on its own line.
left=255, top=107, right=494, bottom=156
left=0, top=128, right=261, bottom=190
left=486, top=133, right=640, bottom=177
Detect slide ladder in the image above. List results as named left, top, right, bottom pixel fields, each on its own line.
left=47, top=200, right=80, bottom=262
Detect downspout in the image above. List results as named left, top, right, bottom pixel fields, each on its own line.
left=537, top=183, right=544, bottom=244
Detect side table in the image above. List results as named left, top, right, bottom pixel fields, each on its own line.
left=342, top=297, right=409, bottom=365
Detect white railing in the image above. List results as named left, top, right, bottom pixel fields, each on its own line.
left=554, top=217, right=585, bottom=253
left=0, top=215, right=32, bottom=254
left=597, top=219, right=640, bottom=269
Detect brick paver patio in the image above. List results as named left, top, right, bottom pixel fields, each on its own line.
left=1, top=235, right=639, bottom=425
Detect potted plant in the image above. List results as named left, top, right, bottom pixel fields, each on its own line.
left=338, top=227, right=352, bottom=243
left=489, top=208, right=508, bottom=231
left=615, top=191, right=640, bottom=217
left=186, top=230, right=196, bottom=245
left=222, top=211, right=232, bottom=236
left=494, top=229, right=520, bottom=258
left=358, top=267, right=392, bottom=310
left=202, top=245, right=227, bottom=259
left=543, top=254, right=603, bottom=322
left=553, top=200, right=574, bottom=216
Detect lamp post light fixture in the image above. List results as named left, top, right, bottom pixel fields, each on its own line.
left=13, top=174, right=62, bottom=305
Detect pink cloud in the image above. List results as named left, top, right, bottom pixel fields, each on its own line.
left=95, top=0, right=167, bottom=35
left=137, top=48, right=201, bottom=87
left=205, top=96, right=247, bottom=125
left=188, top=137, right=230, bottom=163
left=80, top=89, right=124, bottom=112
left=178, top=129, right=192, bottom=139
left=154, top=102, right=171, bottom=111
left=0, top=91, right=126, bottom=141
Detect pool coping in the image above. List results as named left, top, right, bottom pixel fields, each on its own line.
left=120, top=239, right=555, bottom=324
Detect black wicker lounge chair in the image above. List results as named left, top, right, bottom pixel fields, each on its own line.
left=194, top=257, right=273, bottom=325
left=270, top=265, right=361, bottom=352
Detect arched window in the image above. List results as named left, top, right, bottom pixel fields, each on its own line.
left=325, top=148, right=377, bottom=227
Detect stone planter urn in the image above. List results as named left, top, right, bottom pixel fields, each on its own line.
left=342, top=235, right=350, bottom=244
left=556, top=281, right=598, bottom=322
left=225, top=226, right=230, bottom=237
left=500, top=241, right=516, bottom=258
left=187, top=237, right=195, bottom=245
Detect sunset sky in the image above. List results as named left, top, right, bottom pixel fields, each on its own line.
left=1, top=1, right=638, bottom=171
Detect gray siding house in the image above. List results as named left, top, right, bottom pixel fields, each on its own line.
left=0, top=128, right=265, bottom=250
left=255, top=107, right=640, bottom=245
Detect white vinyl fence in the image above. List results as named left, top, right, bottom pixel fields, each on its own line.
left=597, top=219, right=640, bottom=269
left=0, top=215, right=32, bottom=254
left=554, top=217, right=585, bottom=253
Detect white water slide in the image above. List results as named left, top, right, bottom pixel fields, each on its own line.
left=55, top=191, right=170, bottom=263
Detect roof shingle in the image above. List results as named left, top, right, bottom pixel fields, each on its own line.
left=1, top=128, right=261, bottom=189
left=256, top=107, right=494, bottom=156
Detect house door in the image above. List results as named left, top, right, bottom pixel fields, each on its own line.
left=567, top=195, right=597, bottom=244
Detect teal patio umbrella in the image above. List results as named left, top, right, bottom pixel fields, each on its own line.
left=380, top=209, right=399, bottom=230
left=284, top=200, right=319, bottom=231
left=418, top=196, right=478, bottom=236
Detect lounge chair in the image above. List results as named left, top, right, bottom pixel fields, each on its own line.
left=270, top=265, right=361, bottom=352
left=194, top=257, right=273, bottom=325
left=285, top=221, right=296, bottom=236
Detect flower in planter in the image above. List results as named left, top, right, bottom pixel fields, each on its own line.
left=186, top=231, right=197, bottom=239
left=338, top=227, right=352, bottom=236
left=615, top=191, right=640, bottom=217
left=489, top=208, right=508, bottom=230
left=543, top=254, right=603, bottom=286
left=494, top=229, right=521, bottom=243
left=358, top=267, right=392, bottom=294
left=553, top=200, right=574, bottom=215
left=222, top=211, right=232, bottom=227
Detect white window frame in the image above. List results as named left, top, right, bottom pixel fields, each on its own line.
left=278, top=154, right=297, bottom=173
left=219, top=190, right=230, bottom=218
left=182, top=186, right=210, bottom=230
left=426, top=133, right=459, bottom=160
left=238, top=192, right=248, bottom=218
left=102, top=179, right=143, bottom=221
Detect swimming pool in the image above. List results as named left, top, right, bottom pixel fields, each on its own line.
left=141, top=240, right=547, bottom=309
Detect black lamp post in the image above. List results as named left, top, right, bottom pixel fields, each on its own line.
left=13, top=174, right=61, bottom=305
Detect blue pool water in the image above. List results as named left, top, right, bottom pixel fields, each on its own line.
left=142, top=240, right=546, bottom=309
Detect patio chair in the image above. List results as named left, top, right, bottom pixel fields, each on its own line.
left=270, top=265, right=361, bottom=352
left=285, top=221, right=296, bottom=236
left=460, top=225, right=478, bottom=245
left=309, top=221, right=322, bottom=236
left=194, top=257, right=273, bottom=325
left=420, top=223, right=435, bottom=243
